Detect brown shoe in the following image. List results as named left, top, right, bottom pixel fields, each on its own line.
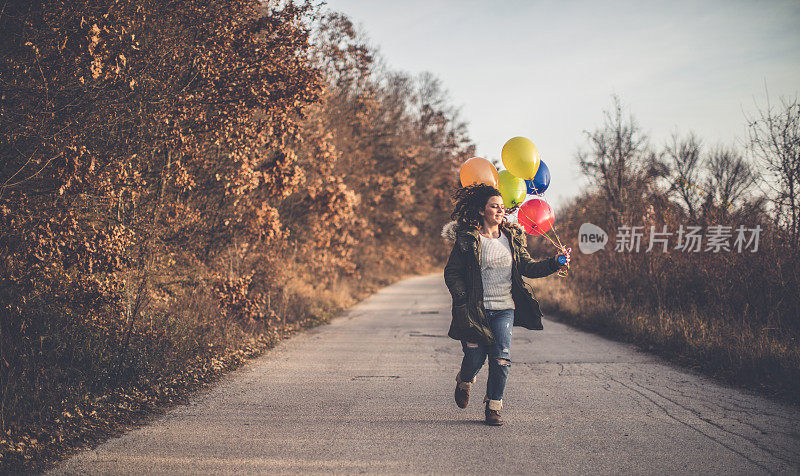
left=484, top=399, right=504, bottom=426
left=454, top=371, right=474, bottom=409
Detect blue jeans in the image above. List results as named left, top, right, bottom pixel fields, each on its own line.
left=458, top=308, right=514, bottom=402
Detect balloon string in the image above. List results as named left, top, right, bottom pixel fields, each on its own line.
left=531, top=191, right=564, bottom=249
left=549, top=229, right=570, bottom=278
left=539, top=230, right=560, bottom=248
left=550, top=221, right=565, bottom=249
left=539, top=229, right=569, bottom=278
left=531, top=189, right=569, bottom=277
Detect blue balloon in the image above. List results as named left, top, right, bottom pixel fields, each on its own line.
left=525, top=160, right=550, bottom=194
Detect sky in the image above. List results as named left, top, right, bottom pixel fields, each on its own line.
left=322, top=0, right=800, bottom=209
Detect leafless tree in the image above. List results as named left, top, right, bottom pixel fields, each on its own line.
left=577, top=95, right=658, bottom=223
left=704, top=145, right=756, bottom=220
left=747, top=95, right=800, bottom=247
left=664, top=132, right=703, bottom=219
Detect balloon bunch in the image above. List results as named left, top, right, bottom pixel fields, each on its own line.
left=459, top=137, right=571, bottom=277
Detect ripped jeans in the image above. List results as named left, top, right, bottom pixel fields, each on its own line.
left=458, top=308, right=514, bottom=403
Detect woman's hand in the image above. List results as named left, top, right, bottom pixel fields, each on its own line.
left=557, top=247, right=571, bottom=269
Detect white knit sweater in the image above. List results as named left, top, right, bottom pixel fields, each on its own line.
left=479, top=232, right=515, bottom=310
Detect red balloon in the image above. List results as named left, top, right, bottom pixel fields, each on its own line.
left=517, top=198, right=554, bottom=235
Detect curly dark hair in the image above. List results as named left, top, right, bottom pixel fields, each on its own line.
left=450, top=183, right=504, bottom=229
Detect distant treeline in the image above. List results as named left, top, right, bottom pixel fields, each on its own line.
left=0, top=0, right=472, bottom=447
left=533, top=95, right=800, bottom=402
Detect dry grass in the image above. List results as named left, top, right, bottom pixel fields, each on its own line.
left=531, top=275, right=800, bottom=405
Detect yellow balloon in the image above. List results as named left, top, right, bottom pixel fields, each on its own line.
left=497, top=170, right=526, bottom=208
left=501, top=137, right=540, bottom=180
left=460, top=157, right=499, bottom=188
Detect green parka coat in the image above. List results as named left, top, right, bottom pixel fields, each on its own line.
left=442, top=220, right=561, bottom=345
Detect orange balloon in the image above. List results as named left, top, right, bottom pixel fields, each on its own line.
left=460, top=157, right=499, bottom=188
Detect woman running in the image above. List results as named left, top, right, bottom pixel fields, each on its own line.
left=442, top=183, right=570, bottom=425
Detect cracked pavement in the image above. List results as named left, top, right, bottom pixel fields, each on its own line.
left=51, top=273, right=800, bottom=475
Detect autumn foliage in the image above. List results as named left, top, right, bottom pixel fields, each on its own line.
left=0, top=0, right=471, bottom=457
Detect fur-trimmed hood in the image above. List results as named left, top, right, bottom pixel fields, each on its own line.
left=440, top=220, right=525, bottom=242
left=440, top=220, right=460, bottom=242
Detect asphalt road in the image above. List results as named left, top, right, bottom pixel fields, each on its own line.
left=51, top=273, right=800, bottom=475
